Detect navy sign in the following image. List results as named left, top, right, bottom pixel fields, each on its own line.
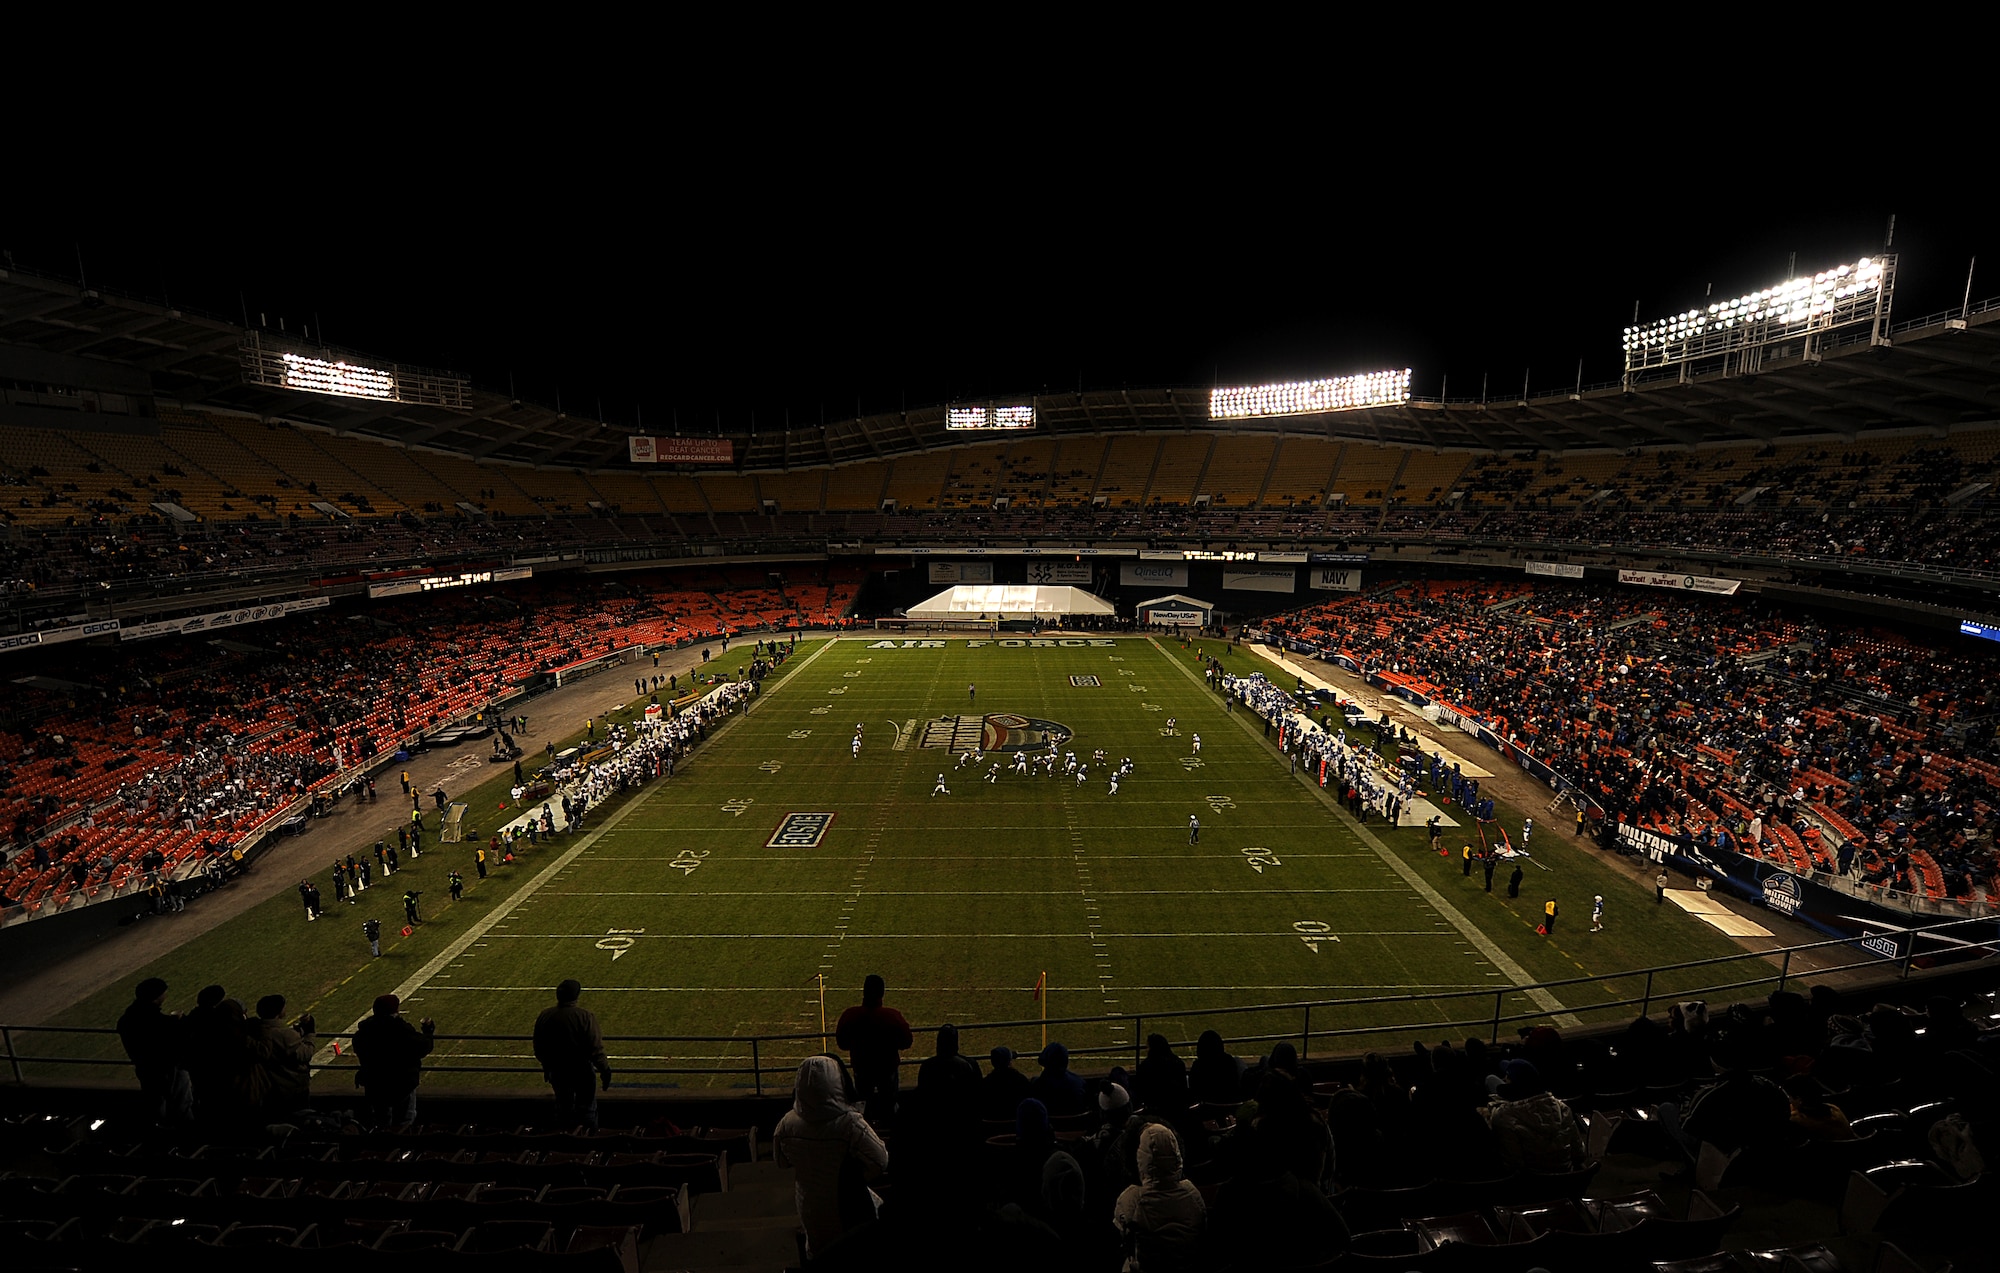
left=767, top=812, right=837, bottom=849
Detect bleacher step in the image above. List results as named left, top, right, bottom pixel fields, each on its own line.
left=697, top=1187, right=796, bottom=1223
left=642, top=1223, right=798, bottom=1271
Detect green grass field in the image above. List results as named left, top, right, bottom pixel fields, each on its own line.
left=32, top=635, right=1777, bottom=1092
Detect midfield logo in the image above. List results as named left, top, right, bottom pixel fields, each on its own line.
left=920, top=712, right=1073, bottom=752
left=767, top=812, right=837, bottom=848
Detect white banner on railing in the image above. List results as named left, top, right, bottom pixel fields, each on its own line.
left=1223, top=568, right=1297, bottom=593
left=1525, top=560, right=1585, bottom=579
left=120, top=596, right=330, bottom=641
left=0, top=618, right=120, bottom=653
left=1617, top=568, right=1741, bottom=596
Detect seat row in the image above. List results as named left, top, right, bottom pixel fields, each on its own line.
left=5, top=1213, right=635, bottom=1273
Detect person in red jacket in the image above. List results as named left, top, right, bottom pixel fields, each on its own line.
left=835, top=974, right=913, bottom=1127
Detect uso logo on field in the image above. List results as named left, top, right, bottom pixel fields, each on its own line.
left=767, top=812, right=836, bottom=849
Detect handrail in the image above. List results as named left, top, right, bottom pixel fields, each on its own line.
left=8, top=914, right=1986, bottom=1091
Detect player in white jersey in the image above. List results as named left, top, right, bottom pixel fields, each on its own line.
left=1013, top=752, right=1030, bottom=775
left=1108, top=772, right=1120, bottom=795
left=1192, top=733, right=1202, bottom=754
left=932, top=774, right=949, bottom=796
left=852, top=735, right=861, bottom=759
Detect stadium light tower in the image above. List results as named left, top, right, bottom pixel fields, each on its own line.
left=1621, top=254, right=1896, bottom=386
left=1209, top=369, right=1412, bottom=421
left=239, top=332, right=471, bottom=409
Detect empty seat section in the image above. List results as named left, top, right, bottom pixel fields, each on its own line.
left=1094, top=435, right=1159, bottom=508
left=1197, top=435, right=1273, bottom=506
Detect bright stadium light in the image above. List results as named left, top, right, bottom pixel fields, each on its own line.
left=1209, top=369, right=1412, bottom=420
left=1622, top=256, right=1893, bottom=369
left=947, top=403, right=1037, bottom=430
left=239, top=332, right=471, bottom=409
left=279, top=351, right=396, bottom=401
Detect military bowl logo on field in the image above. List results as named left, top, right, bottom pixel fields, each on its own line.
left=920, top=713, right=1072, bottom=753
left=767, top=812, right=837, bottom=848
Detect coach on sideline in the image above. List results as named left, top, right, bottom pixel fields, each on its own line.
left=534, top=979, right=614, bottom=1130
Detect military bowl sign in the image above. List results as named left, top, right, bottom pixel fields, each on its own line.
left=767, top=812, right=837, bottom=849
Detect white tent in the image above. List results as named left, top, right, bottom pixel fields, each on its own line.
left=906, top=584, right=1115, bottom=620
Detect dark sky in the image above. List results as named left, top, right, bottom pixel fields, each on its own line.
left=7, top=60, right=1981, bottom=435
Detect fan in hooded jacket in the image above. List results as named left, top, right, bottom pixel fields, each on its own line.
left=773, top=1055, right=890, bottom=1258
left=1113, top=1122, right=1207, bottom=1272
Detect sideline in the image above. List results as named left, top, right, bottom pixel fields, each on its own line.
left=311, top=636, right=839, bottom=1067
left=1247, top=642, right=1493, bottom=778
left=1152, top=638, right=1579, bottom=1028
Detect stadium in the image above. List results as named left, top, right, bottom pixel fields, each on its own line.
left=1, top=219, right=1997, bottom=1273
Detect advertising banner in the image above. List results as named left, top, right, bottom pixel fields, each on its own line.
left=3, top=618, right=123, bottom=651
left=1618, top=568, right=1741, bottom=595
left=1222, top=568, right=1297, bottom=593
left=626, top=436, right=734, bottom=465
left=1026, top=561, right=1092, bottom=584
left=928, top=562, right=995, bottom=584
left=1525, top=560, right=1585, bottom=579
left=1146, top=608, right=1207, bottom=627
left=1121, top=561, right=1188, bottom=588
left=1308, top=568, right=1363, bottom=592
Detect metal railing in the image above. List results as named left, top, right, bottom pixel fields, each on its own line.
left=8, top=916, right=1988, bottom=1094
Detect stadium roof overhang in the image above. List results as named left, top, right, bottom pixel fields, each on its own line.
left=5, top=263, right=1999, bottom=470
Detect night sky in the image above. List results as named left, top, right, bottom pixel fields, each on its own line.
left=8, top=76, right=1982, bottom=436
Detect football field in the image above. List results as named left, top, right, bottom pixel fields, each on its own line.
left=377, top=634, right=1748, bottom=1086
left=29, top=634, right=1760, bottom=1091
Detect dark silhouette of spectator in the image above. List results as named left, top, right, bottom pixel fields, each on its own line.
left=1030, top=1041, right=1089, bottom=1116
left=1210, top=1118, right=1351, bottom=1269
left=533, top=978, right=613, bottom=1129
left=1236, top=1067, right=1335, bottom=1193
left=116, top=976, right=189, bottom=1125
left=1670, top=1053, right=1792, bottom=1156
left=914, top=1023, right=982, bottom=1145
left=1134, top=1033, right=1190, bottom=1116
left=1002, top=1097, right=1057, bottom=1213
left=835, top=973, right=914, bottom=1125
left=983, top=1045, right=1034, bottom=1121
left=1407, top=1042, right=1503, bottom=1177
left=351, top=993, right=435, bottom=1129
left=1240, top=1040, right=1301, bottom=1099
left=1188, top=1030, right=1245, bottom=1105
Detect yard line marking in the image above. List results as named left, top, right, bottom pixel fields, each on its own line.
left=415, top=982, right=1492, bottom=992
left=529, top=887, right=1417, bottom=897
left=308, top=636, right=834, bottom=1070
left=1152, top=636, right=1579, bottom=1028
left=480, top=930, right=1461, bottom=940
